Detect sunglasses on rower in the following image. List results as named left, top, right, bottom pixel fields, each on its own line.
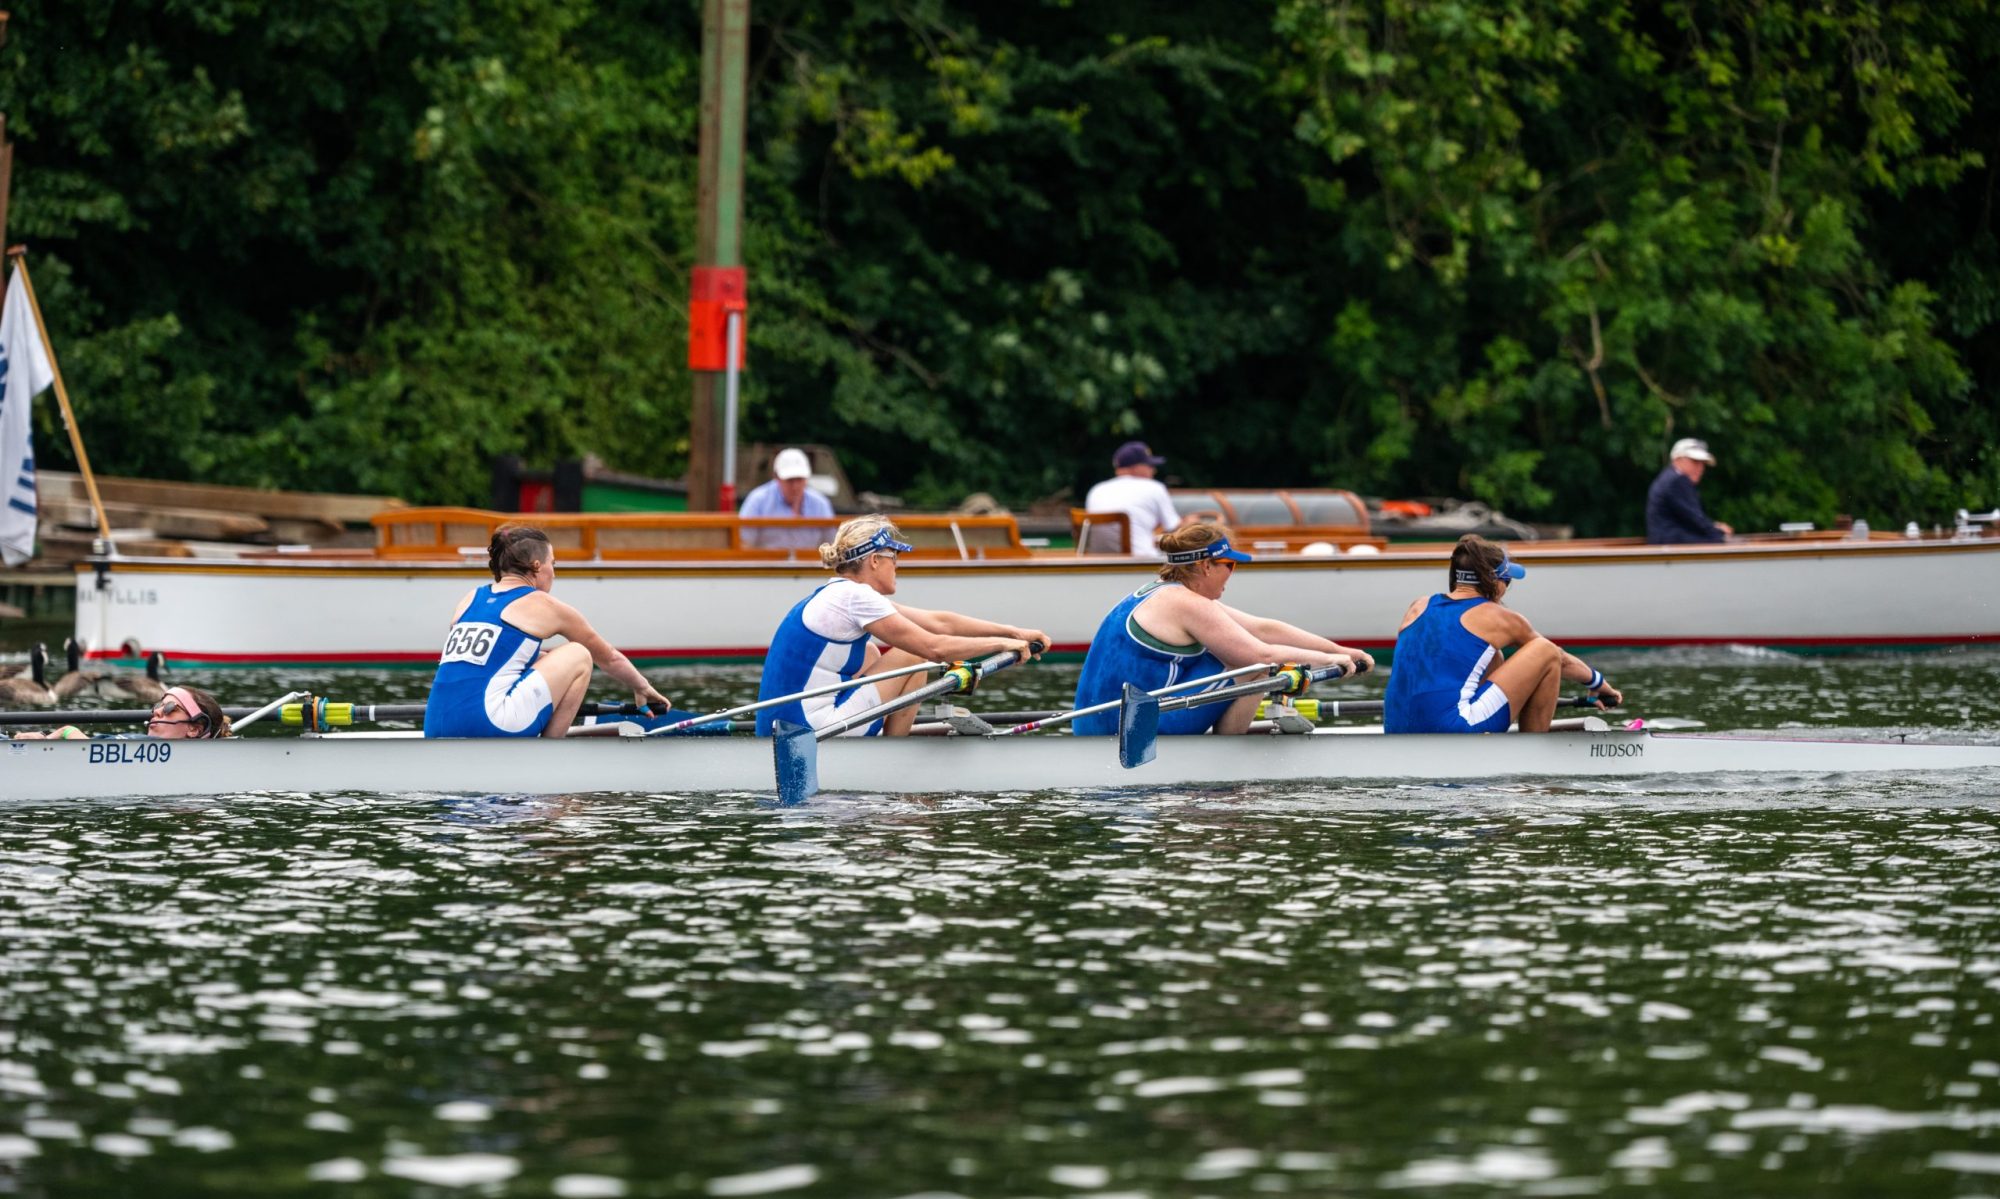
left=147, top=695, right=201, bottom=731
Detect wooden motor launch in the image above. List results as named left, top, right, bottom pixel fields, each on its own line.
left=70, top=529, right=2000, bottom=666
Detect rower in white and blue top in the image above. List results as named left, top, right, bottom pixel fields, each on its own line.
left=755, top=516, right=1048, bottom=738
left=1071, top=523, right=1373, bottom=736
left=424, top=526, right=672, bottom=739
left=1384, top=534, right=1623, bottom=734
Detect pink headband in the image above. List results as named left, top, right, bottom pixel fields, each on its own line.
left=157, top=687, right=210, bottom=733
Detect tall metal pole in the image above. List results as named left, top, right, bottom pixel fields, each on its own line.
left=689, top=0, right=750, bottom=511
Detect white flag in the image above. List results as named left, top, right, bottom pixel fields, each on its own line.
left=0, top=268, right=54, bottom=567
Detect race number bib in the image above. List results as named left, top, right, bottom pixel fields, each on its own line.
left=440, top=621, right=502, bottom=666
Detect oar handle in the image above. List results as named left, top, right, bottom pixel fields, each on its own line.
left=1156, top=662, right=1345, bottom=714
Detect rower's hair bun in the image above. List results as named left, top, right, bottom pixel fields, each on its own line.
left=822, top=515, right=901, bottom=573
left=489, top=525, right=552, bottom=581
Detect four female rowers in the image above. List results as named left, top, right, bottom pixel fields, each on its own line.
left=12, top=520, right=1618, bottom=742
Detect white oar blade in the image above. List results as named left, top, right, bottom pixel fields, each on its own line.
left=1117, top=683, right=1160, bottom=769
left=773, top=720, right=820, bottom=805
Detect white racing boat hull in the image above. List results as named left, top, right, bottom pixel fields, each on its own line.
left=5, top=728, right=1996, bottom=802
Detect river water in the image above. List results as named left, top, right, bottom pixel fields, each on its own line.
left=3, top=648, right=1999, bottom=1196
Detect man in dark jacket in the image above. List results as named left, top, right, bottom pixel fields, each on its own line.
left=1645, top=438, right=1733, bottom=544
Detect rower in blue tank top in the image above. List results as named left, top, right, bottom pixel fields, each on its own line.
left=1383, top=535, right=1624, bottom=734
left=1072, top=523, right=1373, bottom=736
left=423, top=526, right=672, bottom=739
left=754, top=516, right=1049, bottom=737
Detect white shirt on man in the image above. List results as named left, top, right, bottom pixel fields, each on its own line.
left=1084, top=474, right=1182, bottom=557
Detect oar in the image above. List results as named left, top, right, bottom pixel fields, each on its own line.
left=994, top=663, right=1278, bottom=735
left=643, top=659, right=944, bottom=738
left=1256, top=695, right=1613, bottom=720
left=231, top=690, right=309, bottom=733
left=1119, top=663, right=1347, bottom=769
left=774, top=645, right=1040, bottom=806
left=0, top=699, right=668, bottom=729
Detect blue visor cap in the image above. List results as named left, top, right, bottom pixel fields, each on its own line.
left=841, top=526, right=915, bottom=563
left=1454, top=553, right=1527, bottom=586
left=1165, top=537, right=1253, bottom=566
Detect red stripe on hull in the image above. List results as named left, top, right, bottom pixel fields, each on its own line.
left=82, top=632, right=1993, bottom=668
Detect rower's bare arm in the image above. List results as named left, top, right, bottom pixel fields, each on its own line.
left=1462, top=603, right=1538, bottom=650
left=1396, top=595, right=1428, bottom=632
left=543, top=597, right=671, bottom=708
left=866, top=610, right=1030, bottom=663
left=1181, top=599, right=1350, bottom=672
left=1557, top=649, right=1623, bottom=706
left=891, top=605, right=1047, bottom=658
left=1220, top=604, right=1374, bottom=673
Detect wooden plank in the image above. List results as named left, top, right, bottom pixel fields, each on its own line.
left=33, top=529, right=192, bottom=560
left=39, top=496, right=270, bottom=540
left=36, top=470, right=406, bottom=525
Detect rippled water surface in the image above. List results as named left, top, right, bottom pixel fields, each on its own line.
left=3, top=649, right=1999, bottom=1196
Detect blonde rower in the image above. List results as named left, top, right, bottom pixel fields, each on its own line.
left=754, top=516, right=1049, bottom=737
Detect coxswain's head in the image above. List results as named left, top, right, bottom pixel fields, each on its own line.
left=490, top=525, right=555, bottom=589
left=1449, top=534, right=1527, bottom=601
left=148, top=685, right=231, bottom=740
left=821, top=516, right=914, bottom=594
left=1159, top=523, right=1252, bottom=595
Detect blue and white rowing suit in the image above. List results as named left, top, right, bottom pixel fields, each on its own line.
left=754, top=579, right=897, bottom=737
left=423, top=585, right=555, bottom=738
left=1383, top=594, right=1510, bottom=734
left=1072, top=582, right=1230, bottom=736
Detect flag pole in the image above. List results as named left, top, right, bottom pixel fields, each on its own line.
left=6, top=247, right=115, bottom=551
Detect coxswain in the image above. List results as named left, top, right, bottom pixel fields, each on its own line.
left=1070, top=523, right=1371, bottom=736
left=424, top=526, right=670, bottom=738
left=14, top=684, right=233, bottom=741
left=754, top=516, right=1048, bottom=737
left=1384, top=534, right=1622, bottom=734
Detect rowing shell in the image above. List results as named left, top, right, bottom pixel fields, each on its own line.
left=5, top=726, right=1997, bottom=802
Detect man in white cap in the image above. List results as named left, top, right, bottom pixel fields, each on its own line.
left=739, top=447, right=837, bottom=549
left=1645, top=437, right=1732, bottom=544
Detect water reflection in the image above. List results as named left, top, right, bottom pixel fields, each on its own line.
left=3, top=649, right=1999, bottom=1196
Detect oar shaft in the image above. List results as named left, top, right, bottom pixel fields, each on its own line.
left=1313, top=695, right=1603, bottom=718
left=1155, top=663, right=1346, bottom=714
left=648, top=660, right=943, bottom=736
left=815, top=649, right=1026, bottom=741
left=0, top=699, right=661, bottom=729
left=998, top=663, right=1276, bottom=735
left=232, top=690, right=308, bottom=733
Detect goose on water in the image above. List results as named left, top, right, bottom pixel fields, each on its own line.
left=0, top=644, right=57, bottom=706
left=53, top=639, right=168, bottom=703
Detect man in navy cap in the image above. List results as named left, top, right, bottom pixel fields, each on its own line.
left=1083, top=440, right=1188, bottom=557
left=1645, top=438, right=1732, bottom=544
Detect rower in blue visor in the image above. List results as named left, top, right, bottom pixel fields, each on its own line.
left=1384, top=534, right=1624, bottom=733
left=756, top=516, right=1050, bottom=737
left=1071, top=522, right=1374, bottom=736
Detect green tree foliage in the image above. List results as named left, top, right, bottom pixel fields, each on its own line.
left=2, top=0, right=1995, bottom=533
